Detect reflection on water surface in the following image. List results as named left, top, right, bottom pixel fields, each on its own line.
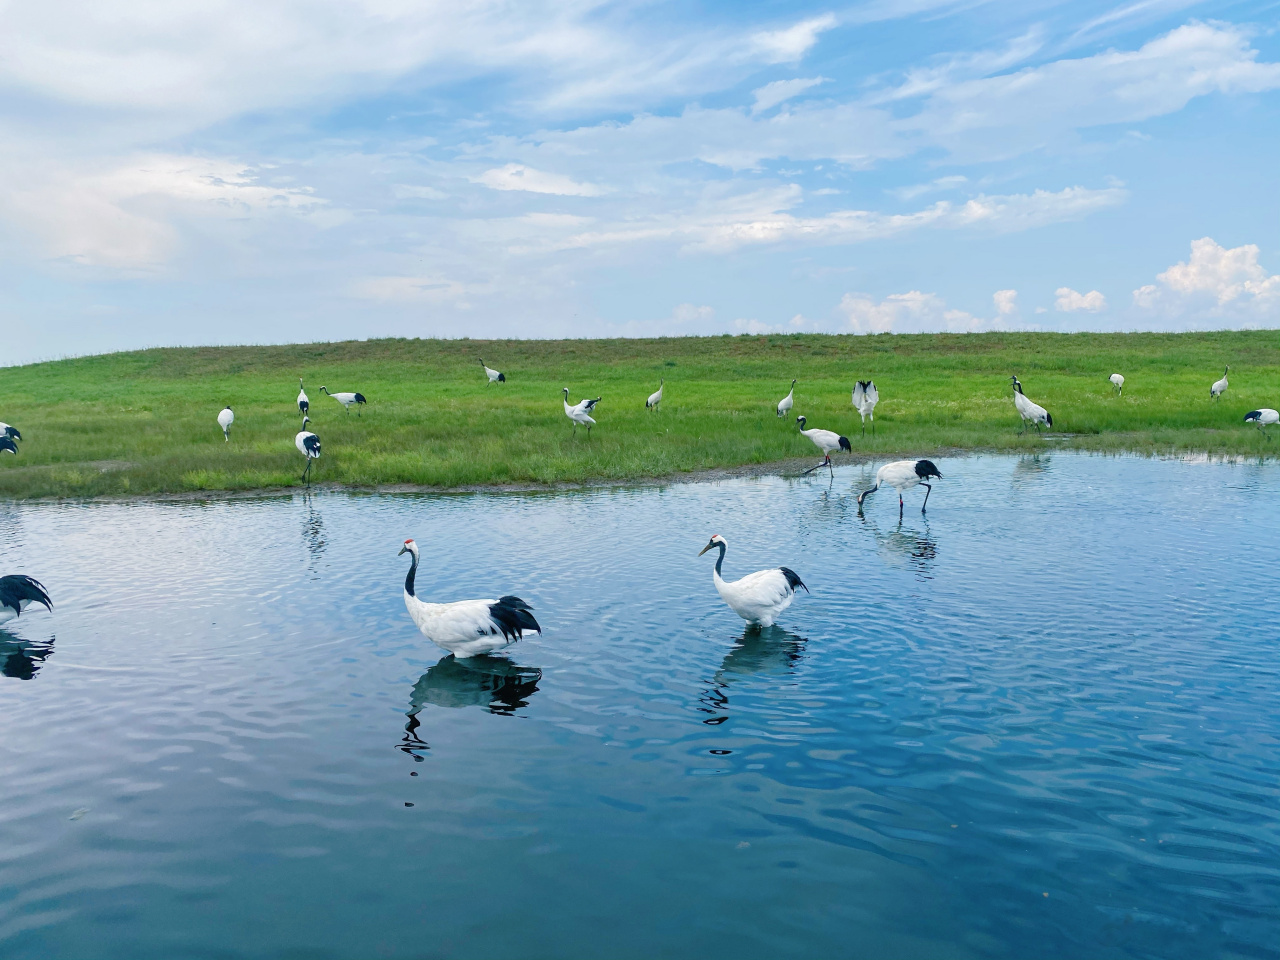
left=0, top=453, right=1278, bottom=960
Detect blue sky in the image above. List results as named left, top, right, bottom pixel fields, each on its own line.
left=1, top=0, right=1278, bottom=363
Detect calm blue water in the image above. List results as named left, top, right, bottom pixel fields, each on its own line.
left=0, top=453, right=1277, bottom=959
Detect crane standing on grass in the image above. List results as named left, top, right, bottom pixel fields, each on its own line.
left=0, top=422, right=20, bottom=455
left=320, top=387, right=367, bottom=415
left=777, top=380, right=796, bottom=418
left=480, top=359, right=505, bottom=384
left=646, top=379, right=664, bottom=410
left=217, top=406, right=234, bottom=441
left=1211, top=366, right=1229, bottom=399
left=563, top=388, right=600, bottom=436
left=297, top=379, right=309, bottom=416
left=1011, top=376, right=1052, bottom=434
left=852, top=380, right=879, bottom=434
left=1244, top=408, right=1278, bottom=439
left=1109, top=374, right=1124, bottom=395
left=296, top=418, right=321, bottom=484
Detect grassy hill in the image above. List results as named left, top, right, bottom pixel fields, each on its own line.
left=0, top=330, right=1277, bottom=499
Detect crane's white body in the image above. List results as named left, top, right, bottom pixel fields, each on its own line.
left=858, top=459, right=943, bottom=515
left=399, top=540, right=539, bottom=657
left=777, top=380, right=796, bottom=418
left=1244, top=408, right=1278, bottom=438
left=0, top=422, right=18, bottom=454
left=1109, top=374, right=1124, bottom=395
left=0, top=575, right=52, bottom=626
left=297, top=380, right=309, bottom=416
left=646, top=379, right=664, bottom=410
left=296, top=417, right=321, bottom=482
left=481, top=360, right=505, bottom=384
left=1011, top=377, right=1052, bottom=433
left=699, top=535, right=806, bottom=628
left=852, top=381, right=879, bottom=431
left=563, top=388, right=599, bottom=434
left=320, top=387, right=366, bottom=413
left=795, top=416, right=851, bottom=476
left=1211, top=367, right=1229, bottom=399
left=217, top=406, right=234, bottom=441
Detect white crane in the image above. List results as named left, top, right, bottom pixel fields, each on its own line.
left=1244, top=408, right=1278, bottom=439
left=319, top=386, right=367, bottom=415
left=562, top=388, right=600, bottom=436
left=0, top=575, right=52, bottom=626
left=698, top=534, right=807, bottom=628
left=777, top=379, right=796, bottom=418
left=217, top=406, right=234, bottom=441
left=398, top=539, right=541, bottom=658
left=857, top=459, right=943, bottom=517
left=795, top=416, right=851, bottom=476
left=1109, top=374, right=1124, bottom=395
left=295, top=417, right=321, bottom=484
left=1010, top=376, right=1052, bottom=434
left=297, top=379, right=309, bottom=416
left=646, top=379, right=664, bottom=410
left=1211, top=366, right=1229, bottom=399
left=852, top=380, right=879, bottom=434
left=480, top=359, right=505, bottom=384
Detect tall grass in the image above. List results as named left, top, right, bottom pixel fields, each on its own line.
left=0, top=331, right=1277, bottom=498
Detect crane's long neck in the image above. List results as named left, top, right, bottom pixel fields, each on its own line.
left=404, top=550, right=419, bottom=597
left=713, top=541, right=726, bottom=578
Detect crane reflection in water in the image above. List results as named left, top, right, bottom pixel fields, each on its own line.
left=0, top=633, right=55, bottom=680
left=698, top=627, right=807, bottom=725
left=857, top=514, right=938, bottom=581
left=399, top=655, right=542, bottom=759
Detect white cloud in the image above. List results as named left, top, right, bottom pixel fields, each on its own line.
left=751, top=77, right=827, bottom=114
left=994, top=289, right=1018, bottom=315
left=474, top=164, right=603, bottom=197
left=1132, top=237, right=1280, bottom=322
left=751, top=15, right=838, bottom=64
left=1055, top=287, right=1107, bottom=312
left=889, top=175, right=968, bottom=201
left=839, top=290, right=986, bottom=333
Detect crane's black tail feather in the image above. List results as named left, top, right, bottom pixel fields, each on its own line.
left=0, top=575, right=52, bottom=616
left=778, top=567, right=809, bottom=594
left=490, top=597, right=542, bottom=639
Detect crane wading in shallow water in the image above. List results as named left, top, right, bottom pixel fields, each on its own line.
left=1109, top=374, right=1124, bottom=395
left=796, top=416, right=851, bottom=477
left=698, top=534, right=807, bottom=628
left=858, top=459, right=943, bottom=517
left=398, top=539, right=540, bottom=658
left=297, top=379, right=309, bottom=416
left=1211, top=366, right=1229, bottom=399
left=295, top=417, right=321, bottom=484
left=563, top=388, right=600, bottom=436
left=646, top=379, right=664, bottom=410
left=0, top=575, right=52, bottom=626
left=777, top=379, right=796, bottom=418
left=320, top=386, right=367, bottom=415
left=217, top=406, right=234, bottom=441
left=1244, top=408, right=1278, bottom=439
left=852, top=380, right=879, bottom=434
left=480, top=359, right=505, bottom=384
left=1011, top=376, right=1052, bottom=434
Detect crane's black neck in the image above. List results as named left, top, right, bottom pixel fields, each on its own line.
left=713, top=541, right=725, bottom=577
left=404, top=551, right=419, bottom=597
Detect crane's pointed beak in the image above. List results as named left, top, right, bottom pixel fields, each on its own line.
left=698, top=543, right=713, bottom=556
left=398, top=545, right=408, bottom=556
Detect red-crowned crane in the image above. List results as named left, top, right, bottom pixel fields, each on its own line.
left=1211, top=366, right=1229, bottom=399
left=1011, top=376, right=1052, bottom=434
left=646, top=379, right=663, bottom=410
left=319, top=386, right=367, bottom=415
left=698, top=534, right=807, bottom=628
left=857, top=459, right=942, bottom=517
left=217, top=406, right=234, bottom=441
left=295, top=417, right=321, bottom=484
left=852, top=380, right=879, bottom=433
left=1244, top=408, right=1278, bottom=439
left=563, top=388, right=599, bottom=436
left=0, top=575, right=52, bottom=626
left=777, top=379, right=796, bottom=418
left=480, top=359, right=505, bottom=384
left=297, top=379, right=309, bottom=416
left=796, top=416, right=851, bottom=477
left=0, top=422, right=20, bottom=454
left=398, top=539, right=541, bottom=658
left=1109, top=373, right=1124, bottom=395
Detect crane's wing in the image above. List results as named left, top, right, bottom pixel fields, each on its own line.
left=852, top=382, right=865, bottom=406
left=303, top=435, right=321, bottom=455
left=864, top=381, right=878, bottom=406
left=0, top=575, right=52, bottom=616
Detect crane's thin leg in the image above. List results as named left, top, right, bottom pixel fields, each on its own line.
left=899, top=494, right=904, bottom=518
left=1018, top=422, right=1026, bottom=435
left=827, top=456, right=834, bottom=478
left=572, top=423, right=577, bottom=437
left=921, top=482, right=932, bottom=513
left=872, top=418, right=875, bottom=435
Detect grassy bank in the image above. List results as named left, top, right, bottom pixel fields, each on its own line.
left=0, top=331, right=1277, bottom=499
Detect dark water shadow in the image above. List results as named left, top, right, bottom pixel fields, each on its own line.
left=858, top=514, right=938, bottom=581
left=699, top=627, right=807, bottom=724
left=0, top=632, right=55, bottom=680
left=400, top=655, right=542, bottom=759
left=301, top=494, right=326, bottom=572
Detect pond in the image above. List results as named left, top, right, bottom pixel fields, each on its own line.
left=0, top=453, right=1277, bottom=959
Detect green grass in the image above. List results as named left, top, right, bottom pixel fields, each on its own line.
left=0, top=331, right=1277, bottom=499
